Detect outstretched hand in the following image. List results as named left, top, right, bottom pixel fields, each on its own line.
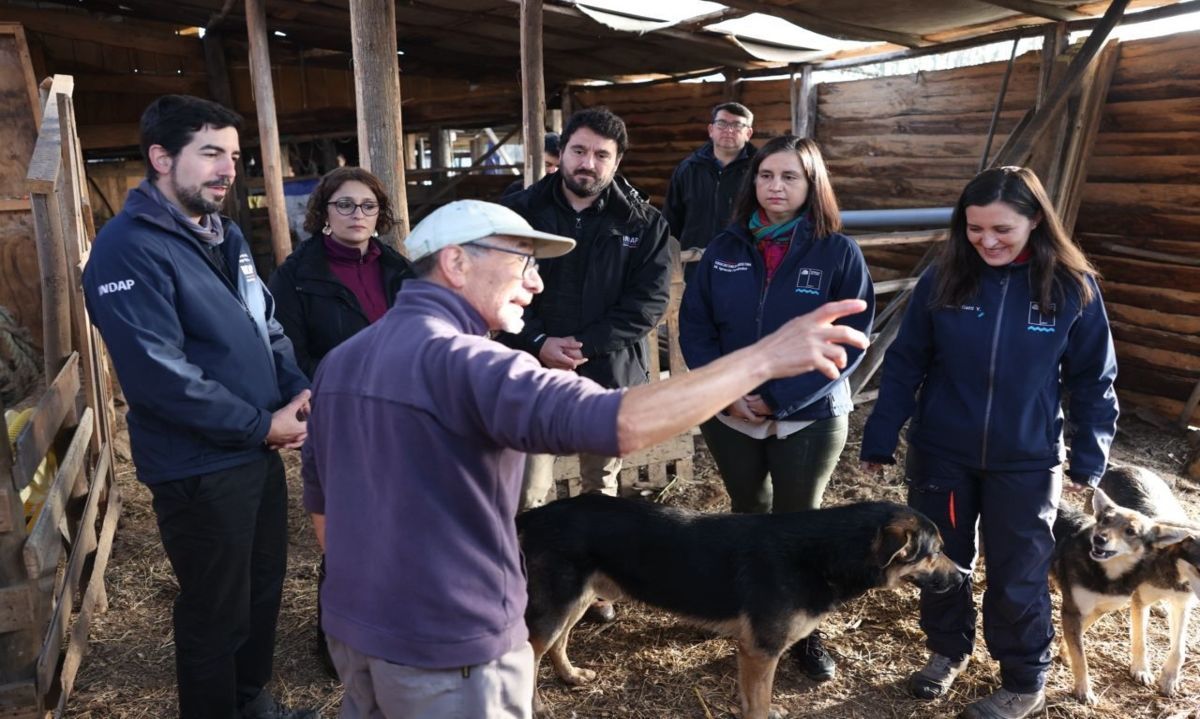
left=759, top=299, right=870, bottom=381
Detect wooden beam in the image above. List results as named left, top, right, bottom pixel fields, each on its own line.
left=350, top=0, right=411, bottom=248
left=791, top=65, right=817, bottom=138
left=673, top=7, right=753, bottom=32
left=1056, top=41, right=1120, bottom=233
left=0, top=5, right=202, bottom=57
left=978, top=37, right=1021, bottom=172
left=245, top=0, right=293, bottom=268
left=990, top=0, right=1131, bottom=168
left=521, top=0, right=547, bottom=190
left=976, top=0, right=1088, bottom=21
left=718, top=0, right=932, bottom=47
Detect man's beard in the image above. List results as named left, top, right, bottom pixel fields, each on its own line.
left=172, top=170, right=228, bottom=216
left=562, top=170, right=611, bottom=199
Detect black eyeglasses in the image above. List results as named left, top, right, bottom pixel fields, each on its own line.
left=465, top=242, right=539, bottom=275
left=328, top=199, right=381, bottom=216
left=713, top=119, right=750, bottom=132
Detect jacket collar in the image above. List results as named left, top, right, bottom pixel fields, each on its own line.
left=692, top=141, right=755, bottom=169
left=393, top=280, right=489, bottom=336
left=124, top=181, right=235, bottom=249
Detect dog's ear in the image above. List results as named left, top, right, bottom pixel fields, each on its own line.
left=875, top=519, right=917, bottom=567
left=1091, top=488, right=1114, bottom=515
left=1151, top=524, right=1192, bottom=548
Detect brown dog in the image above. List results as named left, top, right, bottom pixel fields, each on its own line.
left=1052, top=466, right=1199, bottom=704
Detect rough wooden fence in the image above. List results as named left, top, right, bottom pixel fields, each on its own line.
left=0, top=73, right=121, bottom=718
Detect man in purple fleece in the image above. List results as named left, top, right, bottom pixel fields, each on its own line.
left=301, top=199, right=870, bottom=719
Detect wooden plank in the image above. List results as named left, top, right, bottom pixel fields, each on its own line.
left=22, top=407, right=92, bottom=580
left=52, top=482, right=121, bottom=718
left=991, top=0, right=1131, bottom=167
left=1057, top=42, right=1120, bottom=232
left=0, top=585, right=34, bottom=634
left=29, top=189, right=72, bottom=379
left=12, top=353, right=79, bottom=490
left=34, top=438, right=106, bottom=696
left=0, top=198, right=32, bottom=212
left=349, top=0, right=410, bottom=247
left=0, top=680, right=39, bottom=718
left=852, top=230, right=946, bottom=248
left=874, top=278, right=920, bottom=295
left=25, top=75, right=72, bottom=194
left=0, top=23, right=42, bottom=128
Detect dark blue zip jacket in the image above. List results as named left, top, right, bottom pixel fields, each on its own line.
left=83, top=182, right=309, bottom=484
left=860, top=262, right=1119, bottom=484
left=679, top=217, right=875, bottom=421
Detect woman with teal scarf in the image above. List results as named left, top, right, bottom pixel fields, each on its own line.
left=679, top=134, right=875, bottom=681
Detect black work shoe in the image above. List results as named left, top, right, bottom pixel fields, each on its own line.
left=908, top=653, right=969, bottom=699
left=582, top=598, right=617, bottom=624
left=241, top=690, right=321, bottom=719
left=792, top=630, right=836, bottom=682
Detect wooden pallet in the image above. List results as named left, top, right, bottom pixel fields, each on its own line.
left=550, top=431, right=694, bottom=499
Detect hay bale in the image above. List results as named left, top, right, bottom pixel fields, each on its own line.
left=0, top=303, right=40, bottom=406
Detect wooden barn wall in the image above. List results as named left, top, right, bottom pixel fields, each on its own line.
left=1075, top=30, right=1200, bottom=425
left=0, top=25, right=42, bottom=350
left=572, top=79, right=794, bottom=205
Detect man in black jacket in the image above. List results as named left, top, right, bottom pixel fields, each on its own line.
left=501, top=108, right=671, bottom=512
left=663, top=102, right=756, bottom=258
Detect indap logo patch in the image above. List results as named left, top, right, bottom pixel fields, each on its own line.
left=620, top=234, right=641, bottom=249
left=794, top=268, right=823, bottom=295
left=96, top=279, right=136, bottom=295
left=1027, top=302, right=1056, bottom=333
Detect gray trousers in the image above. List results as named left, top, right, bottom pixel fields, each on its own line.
left=328, top=636, right=534, bottom=719
left=519, top=453, right=621, bottom=510
left=700, top=414, right=848, bottom=514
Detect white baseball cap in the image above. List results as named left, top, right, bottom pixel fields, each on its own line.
left=406, top=200, right=576, bottom=261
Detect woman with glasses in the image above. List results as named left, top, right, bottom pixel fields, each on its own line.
left=270, top=167, right=414, bottom=379
left=679, top=134, right=874, bottom=682
left=268, top=166, right=413, bottom=675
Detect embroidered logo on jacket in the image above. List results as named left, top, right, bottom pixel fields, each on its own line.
left=713, top=260, right=752, bottom=273
left=97, top=279, right=136, bottom=295
left=1027, top=302, right=1056, bottom=333
left=239, top=255, right=258, bottom=283
left=795, top=268, right=823, bottom=295
left=621, top=234, right=641, bottom=248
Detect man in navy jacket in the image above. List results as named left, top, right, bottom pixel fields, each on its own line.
left=83, top=96, right=315, bottom=719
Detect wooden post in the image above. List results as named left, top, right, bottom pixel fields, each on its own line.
left=245, top=0, right=293, bottom=268
left=520, top=0, right=546, bottom=189
left=791, top=65, right=816, bottom=138
left=202, top=29, right=251, bottom=235
left=349, top=0, right=411, bottom=250
left=548, top=108, right=563, bottom=134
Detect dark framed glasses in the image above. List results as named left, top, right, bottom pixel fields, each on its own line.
left=713, top=119, right=750, bottom=132
left=465, top=241, right=539, bottom=274
left=328, top=199, right=381, bottom=216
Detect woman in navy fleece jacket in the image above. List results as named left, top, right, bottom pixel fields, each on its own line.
left=860, top=166, right=1118, bottom=719
left=679, top=135, right=875, bottom=681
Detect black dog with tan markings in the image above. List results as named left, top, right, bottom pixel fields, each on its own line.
left=518, top=494, right=964, bottom=719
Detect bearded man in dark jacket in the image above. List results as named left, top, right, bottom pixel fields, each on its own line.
left=501, top=108, right=671, bottom=513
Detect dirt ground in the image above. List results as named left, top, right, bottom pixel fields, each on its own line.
left=66, top=411, right=1200, bottom=719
